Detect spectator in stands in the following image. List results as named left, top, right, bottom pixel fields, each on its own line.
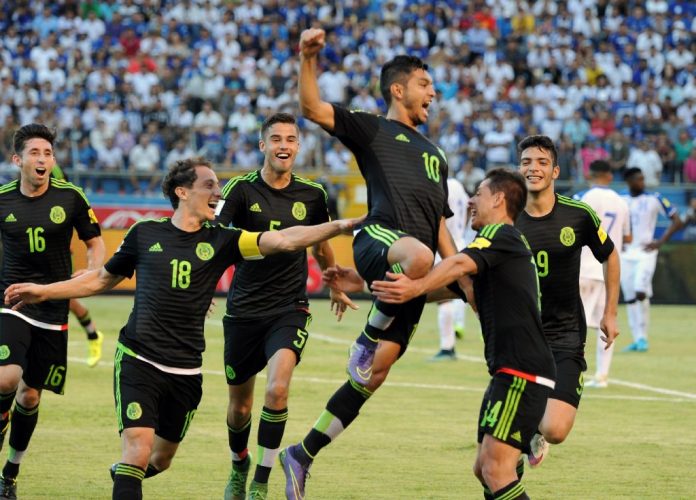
left=128, top=133, right=161, bottom=195
left=682, top=145, right=696, bottom=184
left=627, top=139, right=663, bottom=187
left=580, top=137, right=609, bottom=180
left=324, top=140, right=351, bottom=174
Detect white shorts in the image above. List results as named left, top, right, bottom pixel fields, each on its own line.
left=620, top=250, right=658, bottom=300
left=580, top=278, right=605, bottom=328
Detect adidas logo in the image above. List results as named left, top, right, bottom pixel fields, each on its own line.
left=250, top=203, right=262, bottom=213
left=510, top=431, right=521, bottom=442
left=149, top=242, right=163, bottom=252
left=4, top=213, right=16, bottom=222
left=395, top=133, right=410, bottom=143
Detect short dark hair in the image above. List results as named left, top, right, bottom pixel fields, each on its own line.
left=485, top=168, right=528, bottom=221
left=517, top=135, right=558, bottom=167
left=259, top=112, right=298, bottom=140
left=161, top=157, right=213, bottom=209
left=623, top=167, right=642, bottom=180
left=379, top=55, right=429, bottom=108
left=589, top=159, right=611, bottom=174
left=13, top=123, right=55, bottom=155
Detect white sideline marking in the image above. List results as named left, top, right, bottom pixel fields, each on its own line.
left=67, top=325, right=696, bottom=404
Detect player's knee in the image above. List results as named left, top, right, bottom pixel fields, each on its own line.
left=480, top=458, right=506, bottom=486
left=15, top=386, right=40, bottom=408
left=472, top=460, right=484, bottom=483
left=402, top=250, right=434, bottom=279
left=543, top=427, right=569, bottom=445
left=264, top=380, right=290, bottom=408
left=227, top=403, right=252, bottom=427
left=636, top=291, right=647, bottom=301
left=149, top=450, right=175, bottom=472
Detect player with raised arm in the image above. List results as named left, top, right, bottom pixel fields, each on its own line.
left=515, top=135, right=620, bottom=467
left=620, top=167, right=683, bottom=352
left=372, top=168, right=555, bottom=500
left=4, top=158, right=360, bottom=500
left=216, top=113, right=355, bottom=500
left=279, top=28, right=457, bottom=499
left=0, top=124, right=105, bottom=498
left=575, top=160, right=631, bottom=388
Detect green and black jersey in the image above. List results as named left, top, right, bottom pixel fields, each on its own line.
left=216, top=170, right=330, bottom=318
left=0, top=179, right=101, bottom=325
left=329, top=104, right=452, bottom=252
left=461, top=224, right=555, bottom=380
left=516, top=194, right=615, bottom=352
left=104, top=218, right=262, bottom=369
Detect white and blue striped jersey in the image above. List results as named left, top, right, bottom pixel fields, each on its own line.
left=623, top=192, right=677, bottom=252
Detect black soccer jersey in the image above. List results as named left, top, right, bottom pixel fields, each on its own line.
left=329, top=105, right=452, bottom=251
left=216, top=171, right=330, bottom=318
left=462, top=224, right=555, bottom=380
left=515, top=194, right=615, bottom=351
left=0, top=179, right=101, bottom=325
left=104, top=218, right=262, bottom=369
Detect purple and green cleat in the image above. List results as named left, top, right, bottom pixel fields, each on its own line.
left=279, top=445, right=311, bottom=500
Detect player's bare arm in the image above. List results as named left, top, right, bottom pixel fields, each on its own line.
left=259, top=216, right=361, bottom=255
left=4, top=267, right=125, bottom=309
left=298, top=28, right=335, bottom=131
left=372, top=253, right=478, bottom=304
left=600, top=247, right=621, bottom=348
left=313, top=241, right=359, bottom=321
left=72, top=235, right=107, bottom=278
left=645, top=212, right=684, bottom=250
left=437, top=216, right=458, bottom=259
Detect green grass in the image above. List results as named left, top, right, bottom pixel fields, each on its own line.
left=11, top=298, right=696, bottom=499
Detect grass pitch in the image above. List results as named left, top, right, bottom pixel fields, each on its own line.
left=11, top=297, right=696, bottom=499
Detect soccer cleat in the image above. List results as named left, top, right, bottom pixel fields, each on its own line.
left=347, top=336, right=378, bottom=385
left=622, top=339, right=648, bottom=353
left=0, top=475, right=17, bottom=500
left=246, top=480, right=268, bottom=500
left=428, top=349, right=457, bottom=362
left=224, top=456, right=251, bottom=500
left=527, top=433, right=549, bottom=468
left=585, top=377, right=609, bottom=389
left=87, top=331, right=104, bottom=367
left=279, top=446, right=311, bottom=500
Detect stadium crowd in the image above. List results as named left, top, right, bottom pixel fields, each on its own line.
left=0, top=0, right=694, bottom=194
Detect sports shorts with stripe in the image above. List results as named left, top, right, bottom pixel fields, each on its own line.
left=113, top=348, right=202, bottom=443
left=0, top=313, right=68, bottom=394
left=353, top=224, right=427, bottom=354
left=477, top=372, right=551, bottom=454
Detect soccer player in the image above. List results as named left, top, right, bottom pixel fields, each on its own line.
left=4, top=158, right=360, bottom=500
left=431, top=176, right=470, bottom=361
left=575, top=160, right=631, bottom=388
left=515, top=135, right=620, bottom=465
left=0, top=124, right=105, bottom=498
left=51, top=164, right=105, bottom=367
left=215, top=113, right=353, bottom=500
left=620, top=167, right=683, bottom=352
left=372, top=168, right=555, bottom=500
left=279, top=29, right=457, bottom=499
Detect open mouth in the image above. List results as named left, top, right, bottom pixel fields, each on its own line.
left=36, top=168, right=47, bottom=176
left=208, top=201, right=219, bottom=209
left=276, top=153, right=290, bottom=160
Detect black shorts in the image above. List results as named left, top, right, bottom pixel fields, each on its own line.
left=113, top=347, right=202, bottom=443
left=223, top=309, right=312, bottom=385
left=353, top=225, right=427, bottom=354
left=477, top=373, right=551, bottom=454
left=0, top=312, right=68, bottom=395
left=549, top=350, right=587, bottom=408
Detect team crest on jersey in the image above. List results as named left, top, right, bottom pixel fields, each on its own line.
left=597, top=226, right=608, bottom=244
left=196, top=242, right=214, bottom=261
left=292, top=201, right=306, bottom=221
left=0, top=345, right=9, bottom=360
left=126, top=402, right=142, bottom=420
left=560, top=227, right=576, bottom=246
left=50, top=206, right=66, bottom=224
left=88, top=208, right=99, bottom=224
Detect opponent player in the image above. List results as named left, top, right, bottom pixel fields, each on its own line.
left=4, top=158, right=360, bottom=500
left=515, top=135, right=619, bottom=466
left=575, top=160, right=631, bottom=387
left=372, top=168, right=555, bottom=500
left=621, top=167, right=683, bottom=352
left=279, top=29, right=457, bottom=499
left=431, top=176, right=470, bottom=361
left=216, top=113, right=353, bottom=500
left=0, top=124, right=104, bottom=498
